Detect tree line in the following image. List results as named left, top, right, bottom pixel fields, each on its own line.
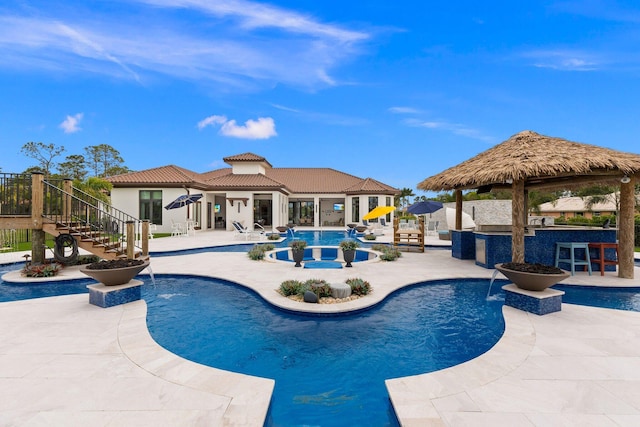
left=15, top=141, right=132, bottom=202
left=20, top=141, right=131, bottom=180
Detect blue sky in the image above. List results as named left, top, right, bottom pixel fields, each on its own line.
left=2, top=0, right=640, bottom=195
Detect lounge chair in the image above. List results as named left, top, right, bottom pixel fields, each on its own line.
left=170, top=219, right=185, bottom=237
left=232, top=221, right=263, bottom=240
left=368, top=221, right=384, bottom=236
left=426, top=221, right=439, bottom=236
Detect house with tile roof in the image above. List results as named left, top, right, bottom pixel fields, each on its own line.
left=107, top=153, right=399, bottom=233
left=537, top=193, right=618, bottom=220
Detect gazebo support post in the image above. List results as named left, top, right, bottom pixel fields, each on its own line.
left=455, top=189, right=463, bottom=230
left=618, top=176, right=635, bottom=279
left=511, top=180, right=525, bottom=263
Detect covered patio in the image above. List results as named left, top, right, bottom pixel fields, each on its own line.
left=418, top=130, right=640, bottom=278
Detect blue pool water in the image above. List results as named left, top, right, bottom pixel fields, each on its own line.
left=151, top=230, right=363, bottom=257
left=0, top=265, right=92, bottom=302
left=2, top=264, right=640, bottom=425
left=290, top=230, right=355, bottom=246
left=143, top=276, right=507, bottom=426
left=553, top=284, right=640, bottom=311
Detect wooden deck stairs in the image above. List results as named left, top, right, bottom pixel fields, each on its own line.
left=0, top=173, right=149, bottom=263
left=42, top=221, right=146, bottom=261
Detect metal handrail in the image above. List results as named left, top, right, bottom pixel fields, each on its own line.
left=42, top=180, right=143, bottom=256
left=0, top=173, right=32, bottom=215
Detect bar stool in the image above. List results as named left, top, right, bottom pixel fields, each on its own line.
left=555, top=242, right=592, bottom=276
left=588, top=242, right=619, bottom=276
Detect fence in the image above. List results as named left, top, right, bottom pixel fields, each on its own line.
left=0, top=173, right=32, bottom=215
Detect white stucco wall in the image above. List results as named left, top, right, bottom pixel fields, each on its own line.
left=110, top=187, right=200, bottom=234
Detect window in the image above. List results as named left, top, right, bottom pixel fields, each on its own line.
left=593, top=212, right=601, bottom=217
left=386, top=196, right=392, bottom=222
left=139, top=190, right=163, bottom=225
left=368, top=196, right=378, bottom=223
left=351, top=197, right=359, bottom=222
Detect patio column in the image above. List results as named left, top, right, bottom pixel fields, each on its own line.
left=454, top=189, right=462, bottom=230
left=618, top=176, right=635, bottom=279
left=30, top=172, right=45, bottom=264
left=511, top=180, right=525, bottom=263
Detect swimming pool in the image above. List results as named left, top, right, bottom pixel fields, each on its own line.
left=143, top=276, right=507, bottom=426
left=554, top=284, right=640, bottom=311
left=0, top=265, right=92, bottom=302
left=3, top=265, right=640, bottom=425
left=150, top=230, right=366, bottom=257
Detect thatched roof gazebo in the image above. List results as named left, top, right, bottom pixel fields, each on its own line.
left=418, top=130, right=640, bottom=278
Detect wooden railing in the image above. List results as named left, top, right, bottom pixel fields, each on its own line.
left=42, top=179, right=147, bottom=258
left=0, top=172, right=148, bottom=261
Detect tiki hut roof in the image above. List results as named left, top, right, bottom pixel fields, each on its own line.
left=418, top=130, right=640, bottom=192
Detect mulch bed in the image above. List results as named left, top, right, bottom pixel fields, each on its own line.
left=85, top=259, right=146, bottom=270
left=501, top=262, right=564, bottom=274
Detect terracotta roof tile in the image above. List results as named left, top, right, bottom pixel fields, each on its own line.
left=223, top=152, right=272, bottom=167
left=206, top=173, right=285, bottom=190
left=343, top=177, right=400, bottom=194
left=107, top=154, right=399, bottom=195
left=106, top=165, right=207, bottom=188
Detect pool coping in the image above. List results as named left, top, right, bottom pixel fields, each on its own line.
left=118, top=298, right=275, bottom=426
left=2, top=233, right=640, bottom=426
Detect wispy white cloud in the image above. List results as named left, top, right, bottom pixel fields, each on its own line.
left=551, top=0, right=640, bottom=24
left=269, top=103, right=369, bottom=126
left=388, top=106, right=420, bottom=114
left=197, top=115, right=228, bottom=130
left=270, top=103, right=302, bottom=113
left=59, top=113, right=83, bottom=133
left=198, top=115, right=277, bottom=139
left=134, top=0, right=368, bottom=43
left=0, top=1, right=371, bottom=90
left=404, top=118, right=494, bottom=143
left=520, top=49, right=601, bottom=71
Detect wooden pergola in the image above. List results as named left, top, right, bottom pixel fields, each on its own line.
left=418, top=130, right=640, bottom=278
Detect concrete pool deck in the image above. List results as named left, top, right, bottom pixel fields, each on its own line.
left=1, top=230, right=640, bottom=426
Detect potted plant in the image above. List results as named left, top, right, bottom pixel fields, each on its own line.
left=339, top=239, right=360, bottom=267
left=289, top=240, right=307, bottom=267
left=80, top=258, right=150, bottom=286
left=495, top=262, right=569, bottom=291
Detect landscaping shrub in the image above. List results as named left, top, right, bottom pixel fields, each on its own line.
left=346, top=277, right=371, bottom=296
left=371, top=244, right=401, bottom=261
left=247, top=243, right=275, bottom=260
left=380, top=246, right=402, bottom=261
left=22, top=262, right=63, bottom=277
left=304, top=279, right=331, bottom=298
left=364, top=233, right=376, bottom=241
left=279, top=279, right=304, bottom=296
left=268, top=233, right=280, bottom=240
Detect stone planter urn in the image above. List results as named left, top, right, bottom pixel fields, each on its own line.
left=80, top=259, right=150, bottom=286
left=289, top=240, right=307, bottom=267
left=342, top=249, right=356, bottom=267
left=291, top=249, right=304, bottom=267
left=495, top=263, right=569, bottom=292
left=339, top=239, right=360, bottom=268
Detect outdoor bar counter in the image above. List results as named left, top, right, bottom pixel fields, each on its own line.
left=452, top=225, right=618, bottom=272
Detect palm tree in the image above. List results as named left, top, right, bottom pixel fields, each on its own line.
left=395, top=188, right=415, bottom=210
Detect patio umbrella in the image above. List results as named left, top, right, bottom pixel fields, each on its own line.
left=363, top=205, right=396, bottom=220
left=164, top=193, right=203, bottom=210
left=406, top=201, right=443, bottom=215
left=445, top=207, right=475, bottom=229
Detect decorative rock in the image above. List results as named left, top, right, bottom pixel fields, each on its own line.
left=303, top=290, right=318, bottom=303
left=330, top=283, right=352, bottom=299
